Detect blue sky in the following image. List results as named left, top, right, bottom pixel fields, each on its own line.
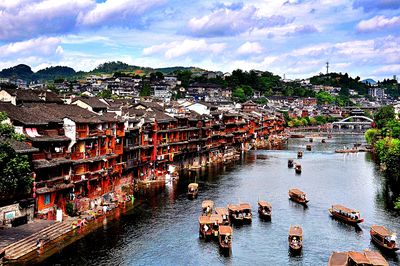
left=0, top=0, right=399, bottom=80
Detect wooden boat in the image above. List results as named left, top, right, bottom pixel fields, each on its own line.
left=218, top=226, right=233, bottom=250
left=290, top=134, right=305, bottom=138
left=328, top=251, right=348, bottom=266
left=335, top=149, right=358, bottom=153
left=210, top=214, right=223, bottom=237
left=257, top=200, right=272, bottom=220
left=187, top=183, right=198, bottom=199
left=215, top=207, right=230, bottom=225
left=288, top=225, right=303, bottom=253
left=297, top=151, right=303, bottom=159
left=306, top=144, right=312, bottom=151
left=288, top=159, right=294, bottom=168
left=328, top=204, right=364, bottom=225
left=364, top=250, right=389, bottom=266
left=370, top=225, right=398, bottom=251
left=202, top=200, right=214, bottom=216
left=295, top=164, right=302, bottom=174
left=348, top=251, right=388, bottom=266
left=322, top=139, right=326, bottom=143
left=198, top=216, right=213, bottom=239
left=227, top=204, right=243, bottom=224
left=257, top=154, right=269, bottom=160
left=239, top=203, right=252, bottom=223
left=289, top=188, right=309, bottom=205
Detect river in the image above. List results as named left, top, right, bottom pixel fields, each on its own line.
left=40, top=135, right=400, bottom=265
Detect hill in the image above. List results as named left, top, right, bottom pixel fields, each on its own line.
left=361, top=78, right=377, bottom=85
left=0, top=64, right=33, bottom=81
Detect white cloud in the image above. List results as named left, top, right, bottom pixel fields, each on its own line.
left=357, top=15, right=400, bottom=32
left=0, top=37, right=62, bottom=58
left=237, top=42, right=263, bottom=55
left=143, top=39, right=226, bottom=59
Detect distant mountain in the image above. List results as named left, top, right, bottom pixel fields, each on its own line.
left=361, top=78, right=377, bottom=85
left=35, top=66, right=76, bottom=81
left=0, top=64, right=33, bottom=81
left=0, top=61, right=208, bottom=82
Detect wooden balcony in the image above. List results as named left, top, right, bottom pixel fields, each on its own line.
left=115, top=145, right=123, bottom=155
left=116, top=128, right=125, bottom=137
left=71, top=152, right=84, bottom=160
left=32, top=153, right=46, bottom=161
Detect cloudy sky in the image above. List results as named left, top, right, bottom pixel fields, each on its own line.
left=0, top=0, right=399, bottom=80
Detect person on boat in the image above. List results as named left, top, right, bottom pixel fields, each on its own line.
left=204, top=224, right=209, bottom=232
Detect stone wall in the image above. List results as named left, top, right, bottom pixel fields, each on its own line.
left=0, top=202, right=34, bottom=227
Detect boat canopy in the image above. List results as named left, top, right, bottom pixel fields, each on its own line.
left=331, top=204, right=358, bottom=214
left=198, top=216, right=212, bottom=224
left=328, top=252, right=348, bottom=266
left=289, top=188, right=306, bottom=196
left=215, top=207, right=229, bottom=216
left=227, top=204, right=240, bottom=212
left=364, top=250, right=389, bottom=266
left=348, top=251, right=370, bottom=265
left=239, top=203, right=251, bottom=211
left=370, top=225, right=393, bottom=237
left=210, top=214, right=223, bottom=224
left=219, top=225, right=233, bottom=235
left=202, top=200, right=214, bottom=209
left=258, top=201, right=272, bottom=209
left=289, top=225, right=303, bottom=237
left=188, top=183, right=198, bottom=189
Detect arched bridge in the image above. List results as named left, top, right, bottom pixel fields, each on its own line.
left=332, top=116, right=374, bottom=132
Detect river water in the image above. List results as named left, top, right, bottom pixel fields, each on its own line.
left=41, top=135, right=400, bottom=265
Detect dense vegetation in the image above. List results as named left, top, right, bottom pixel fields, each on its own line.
left=0, top=112, right=33, bottom=205
left=364, top=106, right=400, bottom=210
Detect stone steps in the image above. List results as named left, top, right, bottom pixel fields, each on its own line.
left=4, top=221, right=72, bottom=260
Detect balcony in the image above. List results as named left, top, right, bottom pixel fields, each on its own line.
left=105, top=129, right=112, bottom=136
left=71, top=152, right=85, bottom=160
left=115, top=144, right=123, bottom=155
left=116, top=128, right=125, bottom=137
left=32, top=153, right=46, bottom=161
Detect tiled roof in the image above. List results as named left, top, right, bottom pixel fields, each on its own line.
left=72, top=96, right=109, bottom=109
left=0, top=137, right=39, bottom=154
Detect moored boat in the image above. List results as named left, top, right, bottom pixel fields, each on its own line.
left=364, top=250, right=389, bottom=266
left=328, top=204, right=364, bottom=225
left=295, top=164, right=302, bottom=174
left=288, top=225, right=303, bottom=253
left=239, top=203, right=252, bottom=223
left=297, top=151, right=303, bottom=159
left=218, top=226, right=233, bottom=250
left=370, top=225, right=398, bottom=251
left=289, top=188, right=309, bottom=205
left=288, top=159, right=294, bottom=168
left=348, top=251, right=388, bottom=266
left=215, top=207, right=230, bottom=226
left=227, top=204, right=243, bottom=224
left=290, top=134, right=305, bottom=138
left=257, top=200, right=272, bottom=220
left=198, top=216, right=213, bottom=239
left=306, top=144, right=312, bottom=151
left=187, top=183, right=198, bottom=199
left=202, top=200, right=214, bottom=216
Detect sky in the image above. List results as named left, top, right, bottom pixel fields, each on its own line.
left=0, top=0, right=399, bottom=80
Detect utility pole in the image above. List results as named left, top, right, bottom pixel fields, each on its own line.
left=326, top=62, right=329, bottom=75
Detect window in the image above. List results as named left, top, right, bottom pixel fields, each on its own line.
left=44, top=194, right=51, bottom=205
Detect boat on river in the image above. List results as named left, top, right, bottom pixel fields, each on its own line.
left=290, top=134, right=305, bottom=138
left=328, top=250, right=389, bottom=266
left=227, top=204, right=243, bottom=224
left=202, top=200, right=214, bottom=216
left=198, top=216, right=213, bottom=239
left=257, top=200, right=272, bottom=220
left=370, top=225, right=398, bottom=251
left=289, top=188, right=309, bottom=205
left=239, top=203, right=252, bottom=223
left=218, top=226, right=233, bottom=251
left=297, top=151, right=303, bottom=159
left=347, top=251, right=388, bottom=266
left=306, top=144, right=312, bottom=151
left=215, top=207, right=230, bottom=226
left=328, top=204, right=364, bottom=225
left=295, top=164, right=302, bottom=174
left=288, top=225, right=303, bottom=253
left=288, top=159, right=294, bottom=168
left=187, top=183, right=198, bottom=199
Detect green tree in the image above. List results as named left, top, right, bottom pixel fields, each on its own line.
left=0, top=112, right=32, bottom=203
left=232, top=87, right=246, bottom=102
left=365, top=128, right=380, bottom=144
left=140, top=83, right=151, bottom=97
left=98, top=89, right=112, bottom=99
left=375, top=106, right=395, bottom=129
